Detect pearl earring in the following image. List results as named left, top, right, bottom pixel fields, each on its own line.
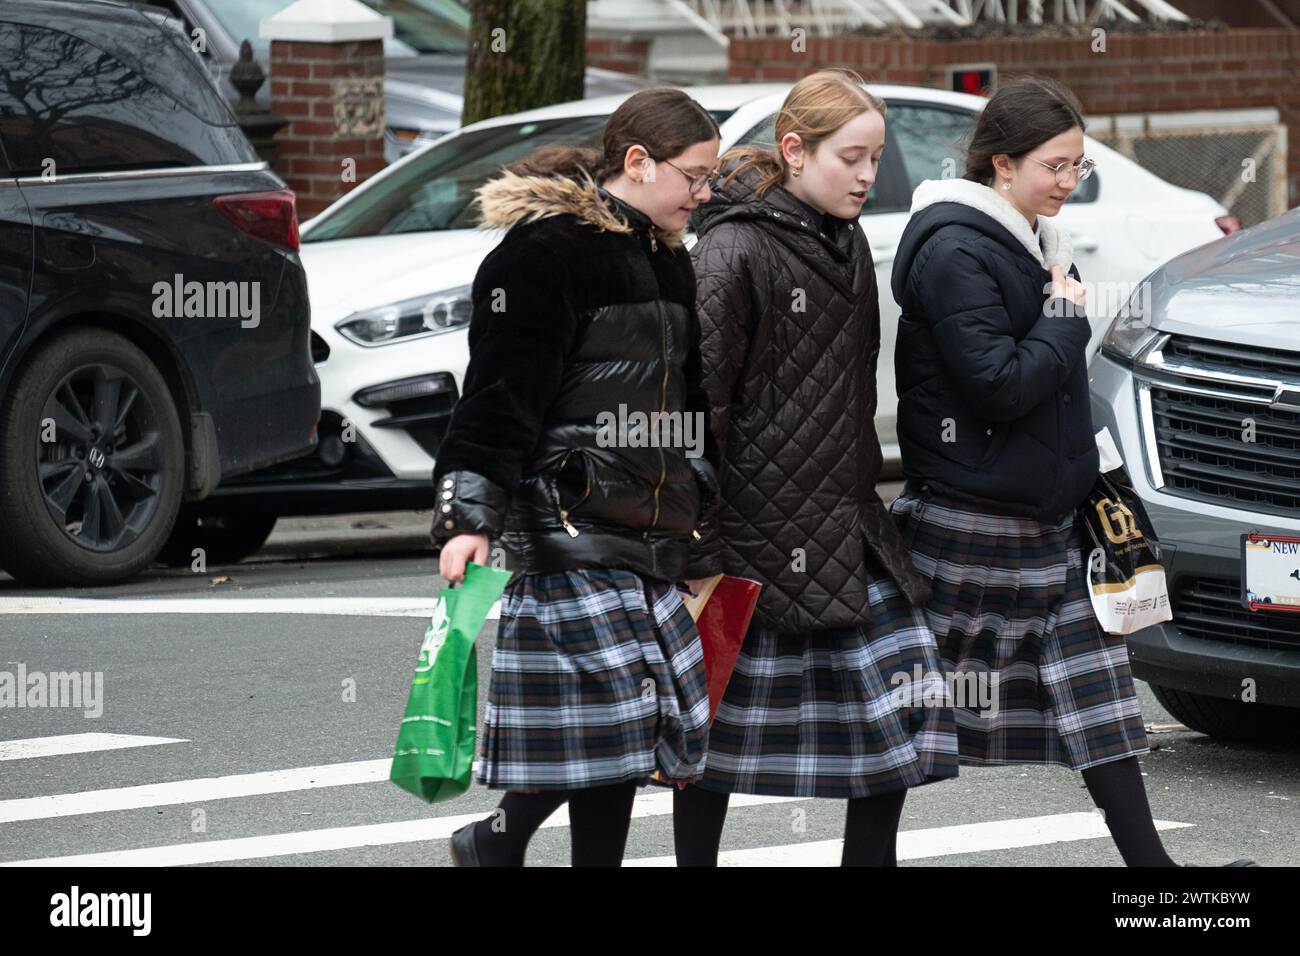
left=792, top=166, right=802, bottom=178
left=1002, top=181, right=1010, bottom=190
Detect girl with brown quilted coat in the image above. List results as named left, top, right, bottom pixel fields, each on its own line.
left=676, top=69, right=959, bottom=866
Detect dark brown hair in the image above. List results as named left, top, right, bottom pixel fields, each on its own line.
left=963, top=76, right=1086, bottom=186
left=507, top=87, right=720, bottom=183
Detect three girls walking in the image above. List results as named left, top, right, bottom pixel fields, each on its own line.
left=430, top=70, right=1248, bottom=867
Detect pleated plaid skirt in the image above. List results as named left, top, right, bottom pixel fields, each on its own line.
left=889, top=486, right=1151, bottom=770
left=691, top=571, right=961, bottom=800
left=476, top=568, right=712, bottom=791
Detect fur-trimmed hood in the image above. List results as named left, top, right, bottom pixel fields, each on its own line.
left=473, top=168, right=686, bottom=250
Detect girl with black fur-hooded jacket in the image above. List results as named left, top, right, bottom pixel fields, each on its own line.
left=431, top=88, right=724, bottom=867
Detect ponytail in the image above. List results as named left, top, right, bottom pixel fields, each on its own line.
left=499, top=87, right=719, bottom=188
left=505, top=143, right=603, bottom=181
left=717, top=145, right=785, bottom=197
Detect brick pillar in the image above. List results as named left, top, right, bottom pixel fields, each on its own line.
left=260, top=0, right=391, bottom=218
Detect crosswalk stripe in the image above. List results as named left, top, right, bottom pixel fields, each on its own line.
left=623, top=813, right=1196, bottom=866
left=0, top=759, right=393, bottom=824
left=0, top=597, right=501, bottom=620
left=0, top=733, right=188, bottom=762
left=1, top=805, right=1190, bottom=868
left=0, top=792, right=802, bottom=867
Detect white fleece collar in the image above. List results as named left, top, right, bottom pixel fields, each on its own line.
left=910, top=178, right=1073, bottom=272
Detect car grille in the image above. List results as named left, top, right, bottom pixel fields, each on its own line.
left=1174, top=576, right=1300, bottom=651
left=1143, top=334, right=1300, bottom=518
left=1167, top=336, right=1300, bottom=381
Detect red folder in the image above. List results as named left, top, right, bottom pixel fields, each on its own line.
left=651, top=574, right=762, bottom=789
left=679, top=574, right=763, bottom=722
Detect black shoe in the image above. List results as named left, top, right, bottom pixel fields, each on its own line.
left=1183, top=859, right=1258, bottom=867
left=449, top=821, right=482, bottom=867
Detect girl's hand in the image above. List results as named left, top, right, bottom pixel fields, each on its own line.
left=1049, top=264, right=1087, bottom=308
left=439, top=533, right=490, bottom=584
left=680, top=577, right=715, bottom=597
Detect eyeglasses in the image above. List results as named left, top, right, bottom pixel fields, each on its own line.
left=1027, top=155, right=1096, bottom=185
left=659, top=158, right=719, bottom=194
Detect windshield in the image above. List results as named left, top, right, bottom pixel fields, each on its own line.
left=211, top=0, right=469, bottom=55
left=304, top=111, right=734, bottom=241
left=303, top=116, right=579, bottom=239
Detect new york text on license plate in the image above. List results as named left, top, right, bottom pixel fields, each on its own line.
left=1241, top=532, right=1300, bottom=613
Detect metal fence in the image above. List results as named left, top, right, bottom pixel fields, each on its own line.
left=1088, top=109, right=1288, bottom=227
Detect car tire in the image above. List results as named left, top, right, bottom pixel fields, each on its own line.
left=1150, top=683, right=1300, bottom=744
left=0, top=328, right=185, bottom=586
left=157, top=510, right=278, bottom=568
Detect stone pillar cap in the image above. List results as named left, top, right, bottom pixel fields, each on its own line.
left=260, top=0, right=394, bottom=43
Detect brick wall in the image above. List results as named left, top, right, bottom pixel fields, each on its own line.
left=729, top=29, right=1300, bottom=207
left=586, top=36, right=651, bottom=75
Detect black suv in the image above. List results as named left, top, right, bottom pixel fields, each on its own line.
left=0, top=0, right=320, bottom=585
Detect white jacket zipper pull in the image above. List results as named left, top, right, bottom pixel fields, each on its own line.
left=560, top=511, right=579, bottom=537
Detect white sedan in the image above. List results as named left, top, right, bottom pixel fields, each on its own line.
left=204, top=82, right=1233, bottom=547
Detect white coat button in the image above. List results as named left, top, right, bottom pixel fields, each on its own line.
left=443, top=519, right=454, bottom=530
left=986, top=428, right=993, bottom=435
left=442, top=478, right=454, bottom=489
left=441, top=503, right=451, bottom=513
left=442, top=490, right=453, bottom=500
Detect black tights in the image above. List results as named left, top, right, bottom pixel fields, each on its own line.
left=469, top=756, right=1174, bottom=866
left=1081, top=755, right=1178, bottom=866
left=469, top=781, right=639, bottom=866
left=673, top=783, right=907, bottom=867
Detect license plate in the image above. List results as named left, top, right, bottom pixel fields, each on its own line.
left=1241, top=532, right=1300, bottom=612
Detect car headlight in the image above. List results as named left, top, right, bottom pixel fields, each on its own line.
left=1099, top=281, right=1159, bottom=363
left=335, top=286, right=472, bottom=346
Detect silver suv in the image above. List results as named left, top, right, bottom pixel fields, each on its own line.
left=1090, top=205, right=1300, bottom=743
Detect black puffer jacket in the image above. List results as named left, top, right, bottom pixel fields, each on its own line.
left=686, top=162, right=932, bottom=631
left=890, top=178, right=1098, bottom=522
left=431, top=170, right=719, bottom=583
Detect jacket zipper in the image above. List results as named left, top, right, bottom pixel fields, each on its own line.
left=551, top=449, right=590, bottom=538
left=644, top=300, right=668, bottom=540
left=642, top=233, right=702, bottom=544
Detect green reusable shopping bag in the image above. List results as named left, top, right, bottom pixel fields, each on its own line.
left=390, top=561, right=513, bottom=802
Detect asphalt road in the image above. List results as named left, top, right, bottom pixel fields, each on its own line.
left=1, top=496, right=1296, bottom=867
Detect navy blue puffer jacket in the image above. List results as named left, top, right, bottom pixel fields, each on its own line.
left=890, top=179, right=1099, bottom=522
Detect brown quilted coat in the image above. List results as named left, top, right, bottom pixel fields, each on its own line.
left=685, top=162, right=931, bottom=630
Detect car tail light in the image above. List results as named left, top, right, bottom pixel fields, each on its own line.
left=1215, top=215, right=1242, bottom=236
left=214, top=189, right=300, bottom=251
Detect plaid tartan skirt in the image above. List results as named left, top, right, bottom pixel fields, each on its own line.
left=691, top=572, right=961, bottom=799
left=888, top=486, right=1151, bottom=770
left=476, top=568, right=711, bottom=791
